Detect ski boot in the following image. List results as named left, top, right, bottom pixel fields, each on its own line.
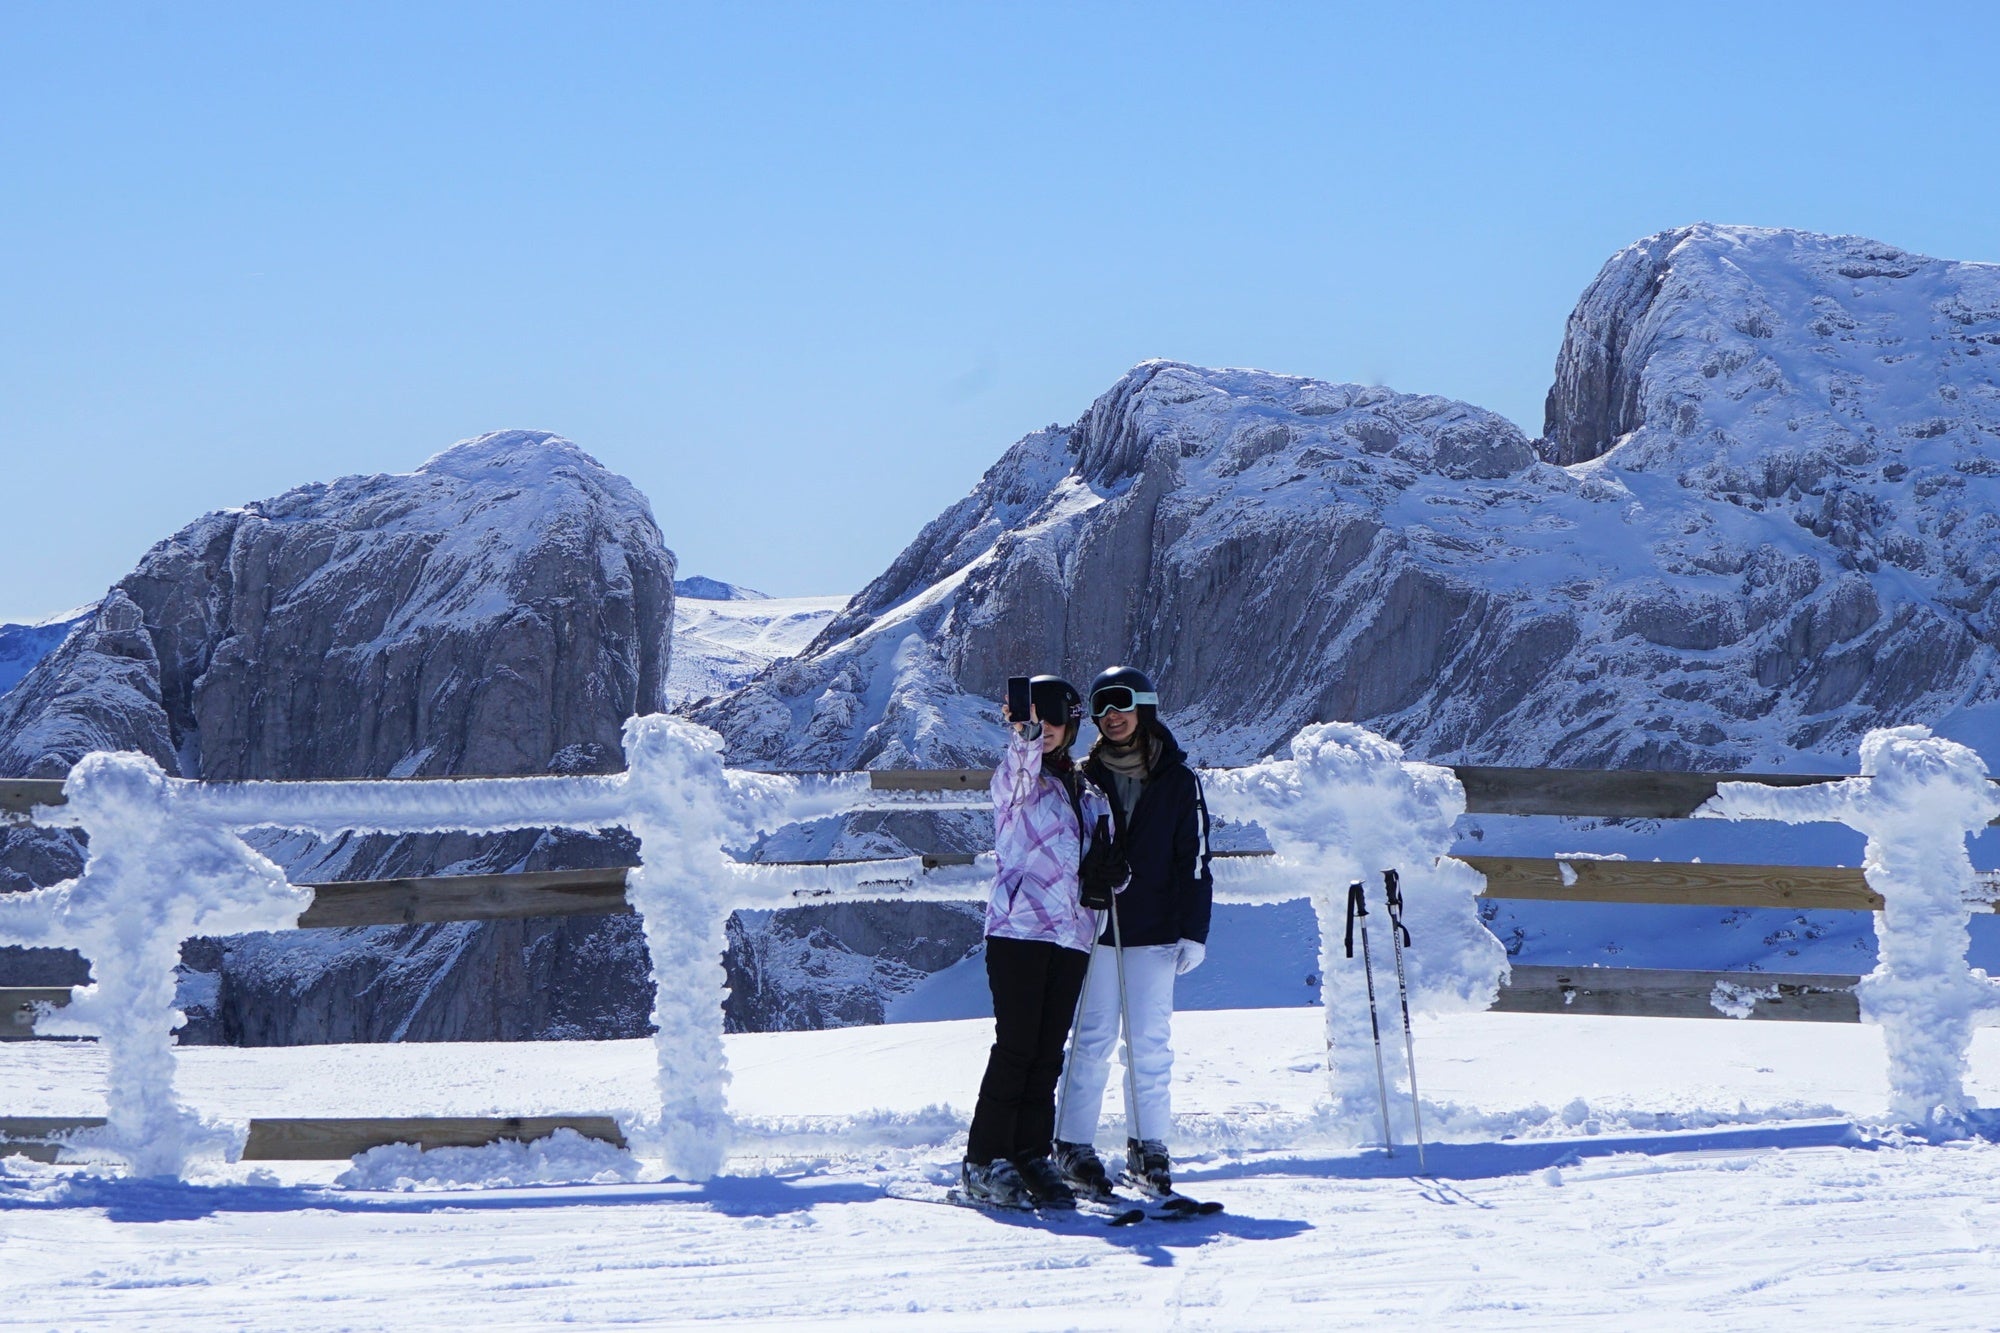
left=1053, top=1139, right=1115, bottom=1201
left=1126, top=1137, right=1173, bottom=1197
left=1012, top=1155, right=1078, bottom=1210
left=961, top=1157, right=1033, bottom=1208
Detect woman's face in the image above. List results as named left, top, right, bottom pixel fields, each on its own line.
left=1099, top=708, right=1139, bottom=744
left=1039, top=714, right=1069, bottom=754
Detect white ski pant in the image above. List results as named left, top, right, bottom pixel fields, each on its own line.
left=1056, top=942, right=1178, bottom=1146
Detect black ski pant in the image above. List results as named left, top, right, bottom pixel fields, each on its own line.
left=965, top=934, right=1091, bottom=1166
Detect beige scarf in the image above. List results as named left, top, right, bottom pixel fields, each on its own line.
left=1093, top=732, right=1157, bottom=780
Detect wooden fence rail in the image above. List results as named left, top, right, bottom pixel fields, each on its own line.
left=0, top=852, right=1935, bottom=1040
left=3, top=960, right=1871, bottom=1048
left=275, top=854, right=1934, bottom=931
left=0, top=1114, right=627, bottom=1163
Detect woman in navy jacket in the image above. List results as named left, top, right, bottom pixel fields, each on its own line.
left=1053, top=665, right=1212, bottom=1198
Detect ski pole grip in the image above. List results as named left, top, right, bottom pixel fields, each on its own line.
left=1343, top=881, right=1364, bottom=958
left=1383, top=868, right=1411, bottom=947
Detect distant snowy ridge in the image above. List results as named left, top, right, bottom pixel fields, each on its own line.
left=0, top=604, right=96, bottom=701
left=701, top=225, right=2000, bottom=777
left=674, top=575, right=767, bottom=601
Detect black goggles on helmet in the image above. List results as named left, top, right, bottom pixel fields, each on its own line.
left=1090, top=685, right=1159, bottom=717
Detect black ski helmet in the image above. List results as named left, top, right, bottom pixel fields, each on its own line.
left=1089, top=665, right=1159, bottom=729
left=1028, top=674, right=1083, bottom=727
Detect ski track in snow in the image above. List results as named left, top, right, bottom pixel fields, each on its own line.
left=9, top=1008, right=2000, bottom=1328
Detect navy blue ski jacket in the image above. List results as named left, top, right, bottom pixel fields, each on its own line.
left=1082, top=725, right=1213, bottom=948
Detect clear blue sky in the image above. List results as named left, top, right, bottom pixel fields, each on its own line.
left=3, top=2, right=1996, bottom=621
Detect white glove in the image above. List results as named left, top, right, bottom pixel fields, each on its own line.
left=1175, top=939, right=1206, bottom=975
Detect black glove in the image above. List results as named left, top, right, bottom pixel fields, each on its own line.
left=1078, top=814, right=1128, bottom=911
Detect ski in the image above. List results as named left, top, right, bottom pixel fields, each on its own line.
left=1148, top=1191, right=1225, bottom=1218
left=1075, top=1196, right=1150, bottom=1226
left=1107, top=1175, right=1226, bottom=1218
left=883, top=1184, right=1145, bottom=1227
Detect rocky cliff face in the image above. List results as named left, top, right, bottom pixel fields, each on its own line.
left=699, top=369, right=1537, bottom=771
left=701, top=226, right=2000, bottom=776
left=0, top=432, right=680, bottom=1039
left=1533, top=224, right=2000, bottom=756
left=1, top=432, right=676, bottom=784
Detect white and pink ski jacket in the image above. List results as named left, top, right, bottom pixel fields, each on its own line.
left=988, top=733, right=1115, bottom=954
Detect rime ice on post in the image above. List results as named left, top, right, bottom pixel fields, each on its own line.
left=611, top=716, right=743, bottom=1181
left=1700, top=726, right=2000, bottom=1130
left=1206, top=722, right=1507, bottom=1141
left=11, top=752, right=307, bottom=1177
left=612, top=714, right=863, bottom=1182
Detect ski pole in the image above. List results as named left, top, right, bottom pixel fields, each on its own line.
left=1107, top=892, right=1145, bottom=1149
left=1383, top=869, right=1427, bottom=1173
left=1055, top=909, right=1103, bottom=1139
left=1344, top=881, right=1396, bottom=1156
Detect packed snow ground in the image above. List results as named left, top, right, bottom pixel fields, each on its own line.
left=9, top=1008, right=2000, bottom=1329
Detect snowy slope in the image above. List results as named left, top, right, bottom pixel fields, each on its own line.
left=11, top=1010, right=2000, bottom=1328
left=669, top=588, right=848, bottom=708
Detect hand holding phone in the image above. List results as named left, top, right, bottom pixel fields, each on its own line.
left=1006, top=676, right=1040, bottom=739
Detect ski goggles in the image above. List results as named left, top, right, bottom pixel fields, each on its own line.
left=1090, top=686, right=1159, bottom=717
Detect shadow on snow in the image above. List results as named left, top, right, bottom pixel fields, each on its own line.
left=0, top=1117, right=1886, bottom=1243
left=1184, top=1117, right=1872, bottom=1191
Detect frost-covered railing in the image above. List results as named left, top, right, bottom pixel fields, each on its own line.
left=0, top=718, right=916, bottom=1179
left=1699, top=727, right=2000, bottom=1131
left=5, top=718, right=1999, bottom=1175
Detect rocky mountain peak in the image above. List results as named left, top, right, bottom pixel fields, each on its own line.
left=1541, top=222, right=1990, bottom=475
left=0, top=431, right=675, bottom=784
left=699, top=361, right=1542, bottom=771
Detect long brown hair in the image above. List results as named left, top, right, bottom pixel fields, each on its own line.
left=1043, top=718, right=1081, bottom=796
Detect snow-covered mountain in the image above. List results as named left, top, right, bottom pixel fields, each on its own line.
left=1, top=432, right=676, bottom=784
left=0, top=431, right=678, bottom=1038
left=700, top=225, right=2000, bottom=778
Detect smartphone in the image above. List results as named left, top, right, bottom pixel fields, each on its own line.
left=1007, top=675, right=1032, bottom=723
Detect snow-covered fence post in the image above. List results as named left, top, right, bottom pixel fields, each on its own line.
left=3, top=751, right=306, bottom=1177
left=1699, top=726, right=2000, bottom=1130
left=611, top=714, right=865, bottom=1181
left=611, top=716, right=748, bottom=1181
left=1206, top=723, right=1507, bottom=1141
